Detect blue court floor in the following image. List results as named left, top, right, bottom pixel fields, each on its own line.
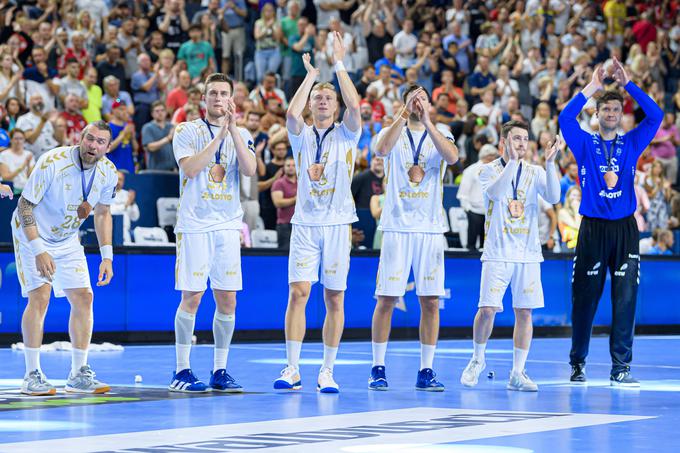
left=0, top=336, right=678, bottom=452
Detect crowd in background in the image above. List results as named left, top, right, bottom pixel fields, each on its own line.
left=0, top=0, right=679, bottom=254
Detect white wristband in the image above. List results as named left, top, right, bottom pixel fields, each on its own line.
left=100, top=245, right=113, bottom=261
left=29, top=238, right=46, bottom=256
left=334, top=61, right=346, bottom=73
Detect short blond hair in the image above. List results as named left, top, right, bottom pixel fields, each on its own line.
left=310, top=82, right=336, bottom=98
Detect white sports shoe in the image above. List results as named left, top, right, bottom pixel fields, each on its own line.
left=273, top=365, right=302, bottom=390
left=317, top=367, right=339, bottom=393
left=460, top=359, right=486, bottom=387
left=507, top=370, right=538, bottom=392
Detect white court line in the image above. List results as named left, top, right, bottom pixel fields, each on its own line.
left=0, top=408, right=652, bottom=453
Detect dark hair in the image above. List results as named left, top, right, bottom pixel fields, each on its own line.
left=284, top=155, right=295, bottom=162
left=501, top=120, right=529, bottom=138
left=264, top=71, right=277, bottom=80
left=402, top=84, right=430, bottom=104
left=596, top=90, right=624, bottom=110
left=246, top=109, right=265, bottom=119
left=187, top=87, right=202, bottom=96
left=151, top=100, right=166, bottom=110
left=203, top=73, right=234, bottom=94
left=9, top=128, right=25, bottom=139
left=189, top=23, right=202, bottom=32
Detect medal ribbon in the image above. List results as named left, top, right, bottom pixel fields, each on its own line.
left=203, top=119, right=223, bottom=164
left=78, top=148, right=98, bottom=205
left=601, top=135, right=615, bottom=171
left=313, top=124, right=335, bottom=164
left=405, top=128, right=428, bottom=165
left=510, top=162, right=522, bottom=200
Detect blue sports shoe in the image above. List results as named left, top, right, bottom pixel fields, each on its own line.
left=368, top=366, right=388, bottom=391
left=169, top=369, right=209, bottom=393
left=210, top=369, right=244, bottom=393
left=415, top=368, right=445, bottom=392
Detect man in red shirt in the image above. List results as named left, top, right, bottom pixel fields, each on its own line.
left=59, top=94, right=87, bottom=145
left=166, top=70, right=191, bottom=115
left=632, top=10, right=657, bottom=52
left=271, top=156, right=297, bottom=250
left=432, top=69, right=464, bottom=116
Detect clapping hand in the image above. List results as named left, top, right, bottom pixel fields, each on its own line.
left=302, top=53, right=319, bottom=78
left=545, top=135, right=564, bottom=163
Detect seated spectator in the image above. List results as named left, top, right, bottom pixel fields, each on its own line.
left=141, top=101, right=177, bottom=171
left=560, top=161, right=578, bottom=205
left=0, top=129, right=34, bottom=195
left=271, top=156, right=297, bottom=250
left=393, top=18, right=417, bottom=71
left=16, top=94, right=59, bottom=161
left=432, top=69, right=464, bottom=116
left=363, top=86, right=386, bottom=122
left=96, top=44, right=127, bottom=91
left=374, top=43, right=405, bottom=80
left=355, top=65, right=377, bottom=98
left=102, top=76, right=134, bottom=122
left=259, top=97, right=286, bottom=133
left=0, top=97, right=21, bottom=132
left=358, top=101, right=383, bottom=166
left=58, top=57, right=89, bottom=110
left=644, top=160, right=675, bottom=231
left=648, top=229, right=675, bottom=255
left=59, top=94, right=88, bottom=145
left=558, top=186, right=582, bottom=250
left=351, top=156, right=384, bottom=210
left=108, top=99, right=137, bottom=173
left=471, top=87, right=502, bottom=130
left=0, top=52, right=23, bottom=106
left=649, top=112, right=680, bottom=186
left=531, top=101, right=557, bottom=139
left=110, top=170, right=141, bottom=244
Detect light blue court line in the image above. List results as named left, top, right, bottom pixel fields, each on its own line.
left=0, top=420, right=92, bottom=432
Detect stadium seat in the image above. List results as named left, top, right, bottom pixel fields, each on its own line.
left=133, top=227, right=171, bottom=245
left=156, top=198, right=179, bottom=228
left=251, top=229, right=278, bottom=248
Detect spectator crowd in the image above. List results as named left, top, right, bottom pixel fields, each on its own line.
left=0, top=0, right=679, bottom=254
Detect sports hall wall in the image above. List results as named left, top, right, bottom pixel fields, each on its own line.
left=0, top=248, right=678, bottom=337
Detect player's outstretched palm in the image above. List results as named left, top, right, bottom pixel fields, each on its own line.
left=612, top=57, right=630, bottom=86
left=302, top=53, right=319, bottom=77
left=591, top=64, right=606, bottom=90
left=546, top=136, right=564, bottom=163
left=332, top=31, right=346, bottom=64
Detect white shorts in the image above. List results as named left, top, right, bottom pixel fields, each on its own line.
left=288, top=224, right=351, bottom=291
left=175, top=230, right=242, bottom=292
left=11, top=222, right=91, bottom=298
left=376, top=231, right=445, bottom=297
left=478, top=261, right=544, bottom=312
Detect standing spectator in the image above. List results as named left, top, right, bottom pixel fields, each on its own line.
left=313, top=0, right=343, bottom=30
left=60, top=94, right=88, bottom=145
left=96, top=45, right=128, bottom=91
left=15, top=95, right=58, bottom=161
left=644, top=160, right=674, bottom=232
left=58, top=58, right=89, bottom=110
left=457, top=144, right=497, bottom=250
left=271, top=155, right=297, bottom=249
left=258, top=137, right=287, bottom=230
left=117, top=18, right=142, bottom=80
left=0, top=52, right=23, bottom=105
left=81, top=67, right=103, bottom=123
left=166, top=70, right=191, bottom=115
left=141, top=101, right=177, bottom=171
left=192, top=0, right=225, bottom=64
left=560, top=161, right=578, bottom=205
left=558, top=186, right=582, bottom=250
left=219, top=0, right=248, bottom=77
left=358, top=101, right=382, bottom=164
left=110, top=170, right=141, bottom=244
left=393, top=18, right=417, bottom=71
left=432, top=69, right=464, bottom=116
left=249, top=72, right=288, bottom=110
left=351, top=156, right=384, bottom=209
left=157, top=49, right=179, bottom=100
left=466, top=55, right=496, bottom=105
left=101, top=76, right=135, bottom=122
left=649, top=112, right=680, bottom=186
left=279, top=0, right=301, bottom=92
left=471, top=88, right=503, bottom=131
left=22, top=46, right=60, bottom=113
left=156, top=0, right=190, bottom=55
left=604, top=0, right=626, bottom=47
left=363, top=19, right=395, bottom=67
left=254, top=3, right=282, bottom=83
left=288, top=19, right=315, bottom=101
left=171, top=87, right=205, bottom=124
left=131, top=54, right=161, bottom=134
left=0, top=129, right=34, bottom=195
left=260, top=97, right=286, bottom=132
left=108, top=100, right=137, bottom=173
left=178, top=24, right=216, bottom=81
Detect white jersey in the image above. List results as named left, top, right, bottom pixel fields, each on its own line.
left=173, top=119, right=254, bottom=233
left=377, top=127, right=452, bottom=233
left=480, top=158, right=559, bottom=263
left=288, top=121, right=360, bottom=226
left=11, top=146, right=117, bottom=245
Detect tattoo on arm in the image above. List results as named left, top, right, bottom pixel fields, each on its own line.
left=18, top=196, right=36, bottom=228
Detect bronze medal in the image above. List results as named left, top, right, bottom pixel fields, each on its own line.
left=604, top=170, right=618, bottom=189
left=508, top=199, right=524, bottom=218
left=77, top=201, right=93, bottom=219
left=308, top=163, right=324, bottom=181
left=210, top=164, right=226, bottom=183
left=408, top=165, right=425, bottom=183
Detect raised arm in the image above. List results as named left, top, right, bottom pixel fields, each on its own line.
left=332, top=31, right=360, bottom=132
left=538, top=136, right=563, bottom=204
left=286, top=53, right=318, bottom=135
left=93, top=202, right=114, bottom=286
left=416, top=96, right=458, bottom=165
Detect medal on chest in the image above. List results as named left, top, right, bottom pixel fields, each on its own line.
left=406, top=128, right=428, bottom=184
left=508, top=162, right=524, bottom=219
left=308, top=124, right=334, bottom=182
left=77, top=149, right=97, bottom=220
left=204, top=119, right=227, bottom=183
left=600, top=135, right=622, bottom=190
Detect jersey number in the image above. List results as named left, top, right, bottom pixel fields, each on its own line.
left=60, top=215, right=82, bottom=230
